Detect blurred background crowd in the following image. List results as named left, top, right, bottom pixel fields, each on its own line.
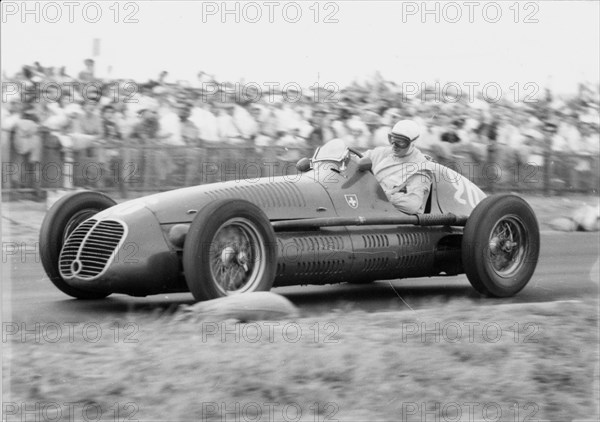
left=2, top=59, right=599, bottom=200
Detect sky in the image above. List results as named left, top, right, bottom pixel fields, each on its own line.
left=2, top=1, right=599, bottom=94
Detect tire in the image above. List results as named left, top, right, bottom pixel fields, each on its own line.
left=183, top=199, right=277, bottom=301
left=462, top=194, right=540, bottom=297
left=39, top=190, right=116, bottom=299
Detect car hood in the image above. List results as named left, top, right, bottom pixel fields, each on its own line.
left=94, top=175, right=338, bottom=224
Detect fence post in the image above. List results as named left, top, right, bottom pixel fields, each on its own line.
left=63, top=146, right=74, bottom=190
left=487, top=141, right=497, bottom=194
left=543, top=149, right=551, bottom=196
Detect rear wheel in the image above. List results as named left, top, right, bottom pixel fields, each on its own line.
left=462, top=194, right=540, bottom=297
left=39, top=190, right=116, bottom=299
left=183, top=199, right=277, bottom=301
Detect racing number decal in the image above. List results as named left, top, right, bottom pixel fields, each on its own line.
left=453, top=177, right=485, bottom=208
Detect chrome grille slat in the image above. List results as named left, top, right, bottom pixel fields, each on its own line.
left=79, top=263, right=106, bottom=268
left=79, top=259, right=113, bottom=264
left=90, top=235, right=120, bottom=240
left=81, top=246, right=119, bottom=253
left=77, top=246, right=115, bottom=252
left=90, top=230, right=122, bottom=236
left=79, top=262, right=108, bottom=267
left=82, top=240, right=120, bottom=246
left=79, top=265, right=106, bottom=270
left=59, top=219, right=126, bottom=280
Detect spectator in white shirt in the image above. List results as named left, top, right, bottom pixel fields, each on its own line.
left=272, top=102, right=299, bottom=133
left=296, top=108, right=314, bottom=140
left=555, top=116, right=582, bottom=153
left=157, top=100, right=184, bottom=146
left=190, top=100, right=220, bottom=143
left=216, top=104, right=243, bottom=144
left=233, top=104, right=259, bottom=140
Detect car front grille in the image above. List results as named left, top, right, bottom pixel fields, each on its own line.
left=59, top=219, right=126, bottom=280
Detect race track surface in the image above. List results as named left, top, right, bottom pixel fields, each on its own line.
left=3, top=232, right=599, bottom=324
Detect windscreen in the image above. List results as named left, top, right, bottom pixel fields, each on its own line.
left=312, top=139, right=348, bottom=163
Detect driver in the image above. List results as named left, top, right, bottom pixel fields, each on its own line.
left=363, top=119, right=433, bottom=214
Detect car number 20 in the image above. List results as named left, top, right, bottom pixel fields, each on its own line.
left=453, top=176, right=485, bottom=208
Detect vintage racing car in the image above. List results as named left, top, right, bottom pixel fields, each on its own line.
left=39, top=139, right=540, bottom=301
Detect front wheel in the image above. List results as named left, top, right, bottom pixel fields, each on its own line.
left=183, top=199, right=277, bottom=301
left=39, top=190, right=116, bottom=299
left=462, top=194, right=540, bottom=297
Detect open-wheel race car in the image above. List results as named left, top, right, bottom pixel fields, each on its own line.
left=39, top=139, right=540, bottom=301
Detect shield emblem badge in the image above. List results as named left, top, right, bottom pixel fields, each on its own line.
left=344, top=194, right=358, bottom=209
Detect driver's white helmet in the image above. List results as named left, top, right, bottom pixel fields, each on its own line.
left=391, top=120, right=421, bottom=142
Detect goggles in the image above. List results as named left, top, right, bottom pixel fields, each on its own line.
left=388, top=132, right=414, bottom=148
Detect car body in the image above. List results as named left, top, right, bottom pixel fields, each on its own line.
left=40, top=139, right=539, bottom=301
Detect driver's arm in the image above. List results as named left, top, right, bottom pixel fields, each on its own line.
left=388, top=170, right=432, bottom=215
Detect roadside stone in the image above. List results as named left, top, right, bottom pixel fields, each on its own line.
left=572, top=204, right=600, bottom=231
left=177, top=292, right=299, bottom=322
left=548, top=204, right=600, bottom=232
left=548, top=217, right=579, bottom=232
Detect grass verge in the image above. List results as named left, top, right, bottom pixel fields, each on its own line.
left=3, top=299, right=598, bottom=421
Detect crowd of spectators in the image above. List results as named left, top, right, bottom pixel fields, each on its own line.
left=2, top=59, right=599, bottom=199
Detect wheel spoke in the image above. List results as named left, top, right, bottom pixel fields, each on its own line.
left=488, top=215, right=527, bottom=279
left=208, top=218, right=266, bottom=295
